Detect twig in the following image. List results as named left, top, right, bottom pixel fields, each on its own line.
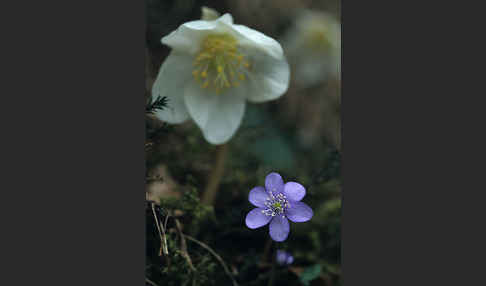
left=146, top=174, right=164, bottom=183
left=145, top=142, right=154, bottom=151
left=164, top=211, right=170, bottom=230
left=158, top=215, right=169, bottom=256
left=202, top=143, right=229, bottom=205
left=151, top=203, right=168, bottom=256
left=184, top=234, right=238, bottom=286
left=145, top=278, right=159, bottom=286
left=174, top=218, right=196, bottom=271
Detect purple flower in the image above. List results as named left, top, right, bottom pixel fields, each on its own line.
left=245, top=172, right=313, bottom=242
left=276, top=250, right=294, bottom=266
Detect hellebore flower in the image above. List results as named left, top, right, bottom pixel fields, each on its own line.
left=152, top=11, right=290, bottom=145
left=276, top=250, right=294, bottom=266
left=282, top=10, right=341, bottom=86
left=245, top=172, right=313, bottom=242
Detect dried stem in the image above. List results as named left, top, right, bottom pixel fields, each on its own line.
left=164, top=211, right=170, bottom=230
left=184, top=234, right=238, bottom=286
left=145, top=278, right=159, bottom=286
left=151, top=202, right=168, bottom=256
left=146, top=174, right=164, bottom=183
left=202, top=143, right=229, bottom=205
left=158, top=216, right=169, bottom=256
left=150, top=203, right=168, bottom=256
left=175, top=218, right=196, bottom=272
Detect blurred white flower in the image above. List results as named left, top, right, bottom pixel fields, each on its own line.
left=152, top=12, right=290, bottom=145
left=282, top=10, right=341, bottom=86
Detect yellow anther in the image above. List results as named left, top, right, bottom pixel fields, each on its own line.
left=192, top=33, right=251, bottom=93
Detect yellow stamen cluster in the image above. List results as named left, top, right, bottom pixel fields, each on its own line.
left=192, top=34, right=251, bottom=94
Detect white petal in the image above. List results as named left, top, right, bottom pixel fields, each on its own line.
left=218, top=13, right=234, bottom=24
left=151, top=52, right=192, bottom=123
left=224, top=24, right=289, bottom=103
left=231, top=24, right=285, bottom=59
left=162, top=16, right=233, bottom=55
left=184, top=82, right=246, bottom=144
left=244, top=49, right=290, bottom=103
left=293, top=54, right=332, bottom=86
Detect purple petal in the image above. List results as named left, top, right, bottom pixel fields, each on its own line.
left=248, top=186, right=269, bottom=207
left=269, top=215, right=290, bottom=242
left=245, top=208, right=272, bottom=229
left=285, top=201, right=313, bottom=222
left=276, top=250, right=293, bottom=266
left=265, top=172, right=284, bottom=195
left=276, top=250, right=287, bottom=265
left=283, top=182, right=306, bottom=201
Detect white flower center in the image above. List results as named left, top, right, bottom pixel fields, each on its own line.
left=192, top=34, right=251, bottom=94
left=261, top=191, right=290, bottom=217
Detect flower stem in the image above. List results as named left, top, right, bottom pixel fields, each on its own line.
left=268, top=242, right=277, bottom=286
left=261, top=237, right=273, bottom=266
left=202, top=143, right=229, bottom=205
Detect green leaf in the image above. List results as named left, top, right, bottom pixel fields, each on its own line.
left=299, top=264, right=322, bottom=286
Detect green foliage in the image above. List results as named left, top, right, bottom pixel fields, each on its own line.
left=241, top=105, right=296, bottom=172
left=161, top=186, right=215, bottom=235
left=147, top=186, right=222, bottom=285
left=299, top=264, right=322, bottom=286
left=146, top=95, right=168, bottom=114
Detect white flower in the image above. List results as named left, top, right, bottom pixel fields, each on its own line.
left=152, top=13, right=290, bottom=145
left=282, top=10, right=341, bottom=86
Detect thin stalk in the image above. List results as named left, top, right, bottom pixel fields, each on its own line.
left=174, top=218, right=196, bottom=271
left=260, top=237, right=273, bottom=266
left=151, top=203, right=168, bottom=256
left=184, top=234, right=238, bottom=286
left=268, top=242, right=276, bottom=286
left=202, top=143, right=229, bottom=205
left=145, top=278, right=159, bottom=286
